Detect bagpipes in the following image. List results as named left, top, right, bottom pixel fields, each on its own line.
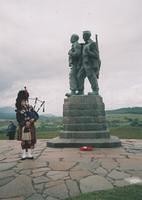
left=29, top=97, right=45, bottom=113
left=24, top=87, right=45, bottom=113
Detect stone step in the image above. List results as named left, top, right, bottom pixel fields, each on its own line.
left=47, top=136, right=121, bottom=147
left=63, top=109, right=106, bottom=117
left=63, top=103, right=105, bottom=110
left=64, top=95, right=103, bottom=104
left=63, top=116, right=106, bottom=124
left=63, top=123, right=107, bottom=131
left=60, top=130, right=110, bottom=138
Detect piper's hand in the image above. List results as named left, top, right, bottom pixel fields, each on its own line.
left=26, top=121, right=31, bottom=127
left=30, top=118, right=35, bottom=123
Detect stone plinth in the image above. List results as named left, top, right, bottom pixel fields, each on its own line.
left=61, top=95, right=109, bottom=138
left=47, top=95, right=121, bottom=148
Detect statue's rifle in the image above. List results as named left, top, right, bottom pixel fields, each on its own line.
left=95, top=34, right=101, bottom=78
left=95, top=34, right=101, bottom=63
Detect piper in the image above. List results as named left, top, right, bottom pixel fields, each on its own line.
left=15, top=87, right=40, bottom=160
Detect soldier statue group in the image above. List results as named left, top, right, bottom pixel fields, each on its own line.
left=66, top=30, right=101, bottom=97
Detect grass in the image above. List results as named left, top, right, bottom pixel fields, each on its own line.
left=106, top=113, right=142, bottom=121
left=36, top=131, right=59, bottom=139
left=110, top=126, right=142, bottom=139
left=65, top=184, right=142, bottom=200
left=0, top=126, right=142, bottom=140
left=0, top=131, right=60, bottom=140
left=0, top=132, right=7, bottom=140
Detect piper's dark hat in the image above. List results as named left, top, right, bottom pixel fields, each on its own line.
left=17, top=90, right=29, bottom=100
left=17, top=87, right=29, bottom=101
left=15, top=88, right=29, bottom=110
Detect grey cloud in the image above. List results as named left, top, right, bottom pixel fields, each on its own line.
left=0, top=0, right=142, bottom=114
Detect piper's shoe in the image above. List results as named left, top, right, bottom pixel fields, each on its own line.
left=21, top=149, right=26, bottom=160
left=27, top=149, right=34, bottom=159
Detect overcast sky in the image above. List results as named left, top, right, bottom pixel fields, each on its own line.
left=0, top=0, right=142, bottom=115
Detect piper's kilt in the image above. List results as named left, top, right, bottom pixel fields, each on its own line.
left=17, top=125, right=36, bottom=148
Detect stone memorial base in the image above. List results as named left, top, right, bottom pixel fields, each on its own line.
left=47, top=95, right=121, bottom=148
left=47, top=136, right=121, bottom=148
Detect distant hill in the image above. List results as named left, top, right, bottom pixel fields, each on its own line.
left=106, top=107, right=142, bottom=115
left=0, top=107, right=58, bottom=120
left=39, top=114, right=58, bottom=120
left=0, top=106, right=142, bottom=119
left=41, top=113, right=57, bottom=118
left=0, top=107, right=15, bottom=113
left=0, top=107, right=15, bottom=119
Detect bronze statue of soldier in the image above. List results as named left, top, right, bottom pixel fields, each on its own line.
left=77, top=31, right=101, bottom=95
left=66, top=34, right=82, bottom=97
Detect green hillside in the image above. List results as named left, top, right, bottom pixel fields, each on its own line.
left=106, top=107, right=142, bottom=114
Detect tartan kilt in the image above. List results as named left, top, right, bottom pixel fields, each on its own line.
left=17, top=125, right=37, bottom=146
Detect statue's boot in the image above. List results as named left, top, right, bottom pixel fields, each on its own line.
left=65, top=90, right=76, bottom=97
left=21, top=149, right=26, bottom=160
left=88, top=90, right=99, bottom=95
left=27, top=149, right=34, bottom=159
left=77, top=90, right=84, bottom=95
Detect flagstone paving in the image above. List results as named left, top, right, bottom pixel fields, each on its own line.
left=0, top=139, right=142, bottom=199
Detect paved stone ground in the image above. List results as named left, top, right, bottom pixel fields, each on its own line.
left=0, top=139, right=142, bottom=200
